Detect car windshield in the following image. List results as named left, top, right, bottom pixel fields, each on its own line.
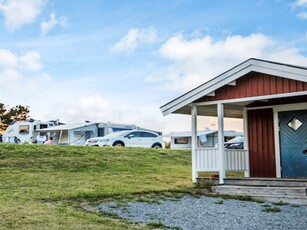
left=226, top=136, right=244, bottom=143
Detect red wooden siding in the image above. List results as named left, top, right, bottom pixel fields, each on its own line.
left=195, top=72, right=307, bottom=103
left=247, top=108, right=276, bottom=177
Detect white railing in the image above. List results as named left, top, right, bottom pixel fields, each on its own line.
left=225, top=149, right=248, bottom=171
left=195, top=148, right=248, bottom=172
left=195, top=148, right=219, bottom=171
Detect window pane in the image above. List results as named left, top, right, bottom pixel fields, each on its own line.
left=140, top=132, right=157, bottom=138
left=19, top=125, right=29, bottom=134
left=174, top=137, right=189, bottom=144
left=287, top=117, right=303, bottom=131
left=39, top=124, right=48, bottom=129
left=125, top=132, right=140, bottom=138
left=98, top=128, right=105, bottom=137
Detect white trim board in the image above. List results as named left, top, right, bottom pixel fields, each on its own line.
left=192, top=91, right=307, bottom=107
left=246, top=102, right=307, bottom=111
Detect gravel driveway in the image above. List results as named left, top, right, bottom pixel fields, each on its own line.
left=97, top=195, right=307, bottom=230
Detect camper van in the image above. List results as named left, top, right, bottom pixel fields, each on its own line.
left=2, top=120, right=59, bottom=144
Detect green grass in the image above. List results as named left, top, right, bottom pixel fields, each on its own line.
left=0, top=144, right=193, bottom=229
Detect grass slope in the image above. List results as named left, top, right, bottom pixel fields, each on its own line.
left=0, top=144, right=192, bottom=229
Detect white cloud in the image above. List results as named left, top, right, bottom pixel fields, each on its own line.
left=20, top=51, right=43, bottom=71
left=293, top=0, right=307, bottom=7
left=146, top=33, right=307, bottom=92
left=292, top=0, right=307, bottom=19
left=0, top=49, right=18, bottom=68
left=0, top=49, right=43, bottom=72
left=56, top=94, right=162, bottom=130
left=0, top=0, right=46, bottom=31
left=297, top=11, right=307, bottom=18
left=111, top=27, right=158, bottom=53
left=0, top=48, right=165, bottom=132
left=40, top=12, right=68, bottom=35
left=0, top=48, right=50, bottom=106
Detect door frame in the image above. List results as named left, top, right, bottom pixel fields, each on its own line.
left=273, top=103, right=307, bottom=178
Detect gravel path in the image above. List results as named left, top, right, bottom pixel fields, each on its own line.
left=97, top=195, right=307, bottom=230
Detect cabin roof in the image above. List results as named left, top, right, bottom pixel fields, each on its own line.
left=160, top=58, right=307, bottom=116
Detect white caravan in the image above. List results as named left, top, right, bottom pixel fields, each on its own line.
left=37, top=122, right=160, bottom=146
left=2, top=120, right=58, bottom=144
left=165, top=129, right=242, bottom=150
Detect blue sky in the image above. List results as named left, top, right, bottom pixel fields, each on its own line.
left=1, top=0, right=307, bottom=133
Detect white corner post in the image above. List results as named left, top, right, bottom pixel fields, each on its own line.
left=243, top=108, right=250, bottom=177
left=217, top=103, right=225, bottom=184
left=191, top=105, right=198, bottom=183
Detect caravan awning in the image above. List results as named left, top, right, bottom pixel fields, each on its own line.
left=36, top=123, right=96, bottom=132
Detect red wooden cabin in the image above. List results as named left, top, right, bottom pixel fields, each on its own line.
left=161, top=58, right=307, bottom=183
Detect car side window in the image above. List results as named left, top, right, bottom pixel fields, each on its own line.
left=140, top=132, right=157, bottom=138
left=124, top=132, right=141, bottom=138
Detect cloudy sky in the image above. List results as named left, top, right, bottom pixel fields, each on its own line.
left=1, top=0, right=307, bottom=133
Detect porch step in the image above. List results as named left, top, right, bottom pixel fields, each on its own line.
left=212, top=185, right=307, bottom=205
left=224, top=177, right=307, bottom=187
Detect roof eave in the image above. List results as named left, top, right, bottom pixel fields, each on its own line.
left=160, top=58, right=307, bottom=116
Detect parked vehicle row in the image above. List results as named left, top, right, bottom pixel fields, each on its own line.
left=85, top=130, right=165, bottom=148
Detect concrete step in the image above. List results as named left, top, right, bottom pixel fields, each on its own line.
left=212, top=185, right=307, bottom=205
left=213, top=185, right=307, bottom=196
left=224, top=177, right=307, bottom=187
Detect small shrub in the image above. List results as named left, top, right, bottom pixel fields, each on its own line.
left=147, top=222, right=168, bottom=228
left=147, top=222, right=182, bottom=230
left=165, top=142, right=171, bottom=149
left=261, top=204, right=271, bottom=208
left=195, top=180, right=215, bottom=192
left=262, top=207, right=281, bottom=213
left=255, top=199, right=265, bottom=203
left=214, top=199, right=224, bottom=204
left=272, top=201, right=288, bottom=206
left=98, top=211, right=121, bottom=218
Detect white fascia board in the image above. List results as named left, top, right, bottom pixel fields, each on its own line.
left=161, top=66, right=253, bottom=116
left=160, top=60, right=253, bottom=114
left=193, top=91, right=307, bottom=106
left=161, top=59, right=307, bottom=116
left=252, top=65, right=307, bottom=82
left=252, top=59, right=307, bottom=82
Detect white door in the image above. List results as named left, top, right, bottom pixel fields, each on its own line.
left=139, top=131, right=157, bottom=147
left=124, top=131, right=142, bottom=147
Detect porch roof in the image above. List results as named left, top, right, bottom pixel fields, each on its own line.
left=160, top=58, right=307, bottom=117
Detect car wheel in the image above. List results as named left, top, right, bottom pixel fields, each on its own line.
left=152, top=143, right=162, bottom=149
left=113, top=141, right=124, bottom=147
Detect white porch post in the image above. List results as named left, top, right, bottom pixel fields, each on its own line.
left=243, top=108, right=250, bottom=177
left=217, top=103, right=225, bottom=184
left=191, top=106, right=198, bottom=183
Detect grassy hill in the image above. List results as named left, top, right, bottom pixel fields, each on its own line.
left=0, top=144, right=192, bottom=229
